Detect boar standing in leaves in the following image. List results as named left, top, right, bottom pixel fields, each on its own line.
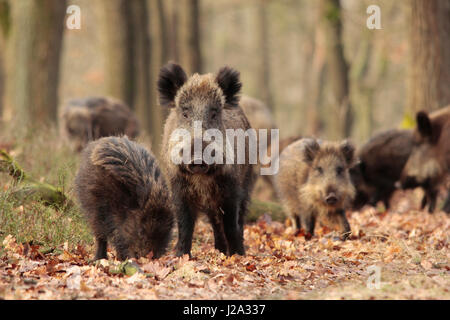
left=401, top=106, right=450, bottom=213
left=276, top=138, right=356, bottom=240
left=74, top=136, right=174, bottom=260
left=350, top=129, right=413, bottom=210
left=61, top=96, right=140, bottom=152
left=158, top=63, right=256, bottom=257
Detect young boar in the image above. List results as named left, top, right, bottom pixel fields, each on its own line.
left=61, top=96, right=140, bottom=151
left=74, top=136, right=174, bottom=260
left=401, top=106, right=450, bottom=212
left=159, top=63, right=256, bottom=257
left=351, top=129, right=413, bottom=209
left=275, top=138, right=356, bottom=239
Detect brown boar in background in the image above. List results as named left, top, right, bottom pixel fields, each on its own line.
left=275, top=138, right=356, bottom=239
left=60, top=97, right=140, bottom=152
left=158, top=63, right=256, bottom=257
left=74, top=136, right=174, bottom=260
left=350, top=129, right=413, bottom=210
left=401, top=106, right=450, bottom=213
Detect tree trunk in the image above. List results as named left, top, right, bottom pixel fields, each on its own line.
left=408, top=0, right=450, bottom=113
left=186, top=0, right=202, bottom=74
left=256, top=0, right=273, bottom=110
left=3, top=0, right=66, bottom=127
left=101, top=0, right=164, bottom=152
left=319, top=0, right=353, bottom=139
left=168, top=0, right=180, bottom=63
left=0, top=0, right=10, bottom=119
left=306, top=7, right=327, bottom=136
left=156, top=0, right=170, bottom=65
left=100, top=0, right=133, bottom=108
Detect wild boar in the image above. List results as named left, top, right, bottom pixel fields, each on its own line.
left=401, top=106, right=450, bottom=212
left=74, top=136, right=174, bottom=260
left=351, top=129, right=413, bottom=209
left=275, top=138, right=356, bottom=239
left=60, top=96, right=140, bottom=151
left=158, top=63, right=256, bottom=257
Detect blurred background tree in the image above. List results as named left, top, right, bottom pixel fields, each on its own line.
left=0, top=0, right=449, bottom=153
left=2, top=0, right=66, bottom=127
left=407, top=0, right=450, bottom=114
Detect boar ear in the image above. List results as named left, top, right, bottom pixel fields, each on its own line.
left=157, top=63, right=187, bottom=107
left=216, top=66, right=242, bottom=107
left=303, top=139, right=320, bottom=164
left=340, top=140, right=356, bottom=166
left=416, top=111, right=432, bottom=138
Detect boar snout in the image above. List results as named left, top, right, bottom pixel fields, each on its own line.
left=187, top=160, right=211, bottom=174
left=325, top=193, right=338, bottom=206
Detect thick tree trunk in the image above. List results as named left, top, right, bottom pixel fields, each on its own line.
left=306, top=11, right=327, bottom=136
left=168, top=0, right=180, bottom=63
left=257, top=0, right=273, bottom=110
left=319, top=0, right=353, bottom=139
left=101, top=0, right=164, bottom=152
left=156, top=0, right=170, bottom=65
left=408, top=0, right=450, bottom=113
left=3, top=0, right=66, bottom=126
left=100, top=0, right=133, bottom=107
left=186, top=0, right=202, bottom=74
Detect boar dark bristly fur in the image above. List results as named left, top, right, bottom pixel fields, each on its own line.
left=351, top=129, right=413, bottom=210
left=276, top=138, right=356, bottom=240
left=159, top=63, right=256, bottom=257
left=401, top=106, right=450, bottom=213
left=74, top=136, right=174, bottom=260
left=61, top=97, right=140, bottom=152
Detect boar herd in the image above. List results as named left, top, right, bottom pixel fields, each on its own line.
left=66, top=63, right=450, bottom=261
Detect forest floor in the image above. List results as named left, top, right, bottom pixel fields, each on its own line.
left=0, top=206, right=448, bottom=300
left=0, top=127, right=449, bottom=300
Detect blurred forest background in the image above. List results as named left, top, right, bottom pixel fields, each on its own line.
left=0, top=0, right=449, bottom=153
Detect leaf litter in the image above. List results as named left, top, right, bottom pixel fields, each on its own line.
left=0, top=206, right=449, bottom=299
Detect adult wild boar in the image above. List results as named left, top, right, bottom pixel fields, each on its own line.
left=60, top=96, right=140, bottom=151
left=351, top=129, right=413, bottom=209
left=158, top=63, right=256, bottom=257
left=401, top=106, right=450, bottom=213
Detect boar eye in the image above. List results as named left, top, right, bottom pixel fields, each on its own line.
left=336, top=166, right=344, bottom=175
left=315, top=166, right=323, bottom=174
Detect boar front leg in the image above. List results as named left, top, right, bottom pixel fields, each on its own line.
left=94, top=238, right=108, bottom=260
left=425, top=188, right=438, bottom=213
left=207, top=211, right=229, bottom=255
left=174, top=192, right=196, bottom=257
left=443, top=190, right=450, bottom=214
left=223, top=200, right=245, bottom=256
left=175, top=206, right=196, bottom=257
left=300, top=211, right=316, bottom=237
left=336, top=209, right=351, bottom=240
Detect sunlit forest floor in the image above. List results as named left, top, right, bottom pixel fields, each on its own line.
left=0, top=127, right=449, bottom=300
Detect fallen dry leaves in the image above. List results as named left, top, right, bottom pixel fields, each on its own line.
left=0, top=206, right=449, bottom=300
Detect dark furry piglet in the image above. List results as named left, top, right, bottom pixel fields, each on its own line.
left=75, top=136, right=174, bottom=260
